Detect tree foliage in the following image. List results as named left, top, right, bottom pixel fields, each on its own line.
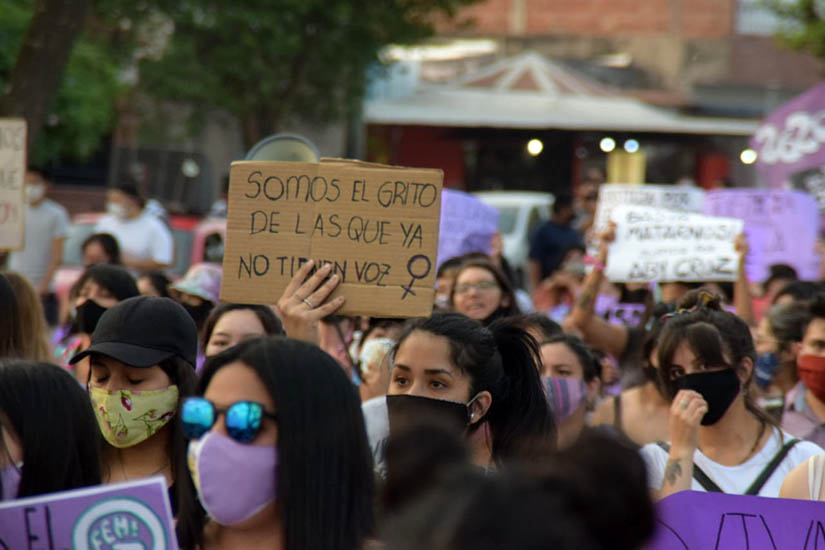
left=763, top=0, right=825, bottom=59
left=139, top=0, right=480, bottom=147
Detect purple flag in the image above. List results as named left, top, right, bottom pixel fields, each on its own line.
left=0, top=476, right=177, bottom=550
left=649, top=490, right=825, bottom=550
left=751, top=82, right=825, bottom=189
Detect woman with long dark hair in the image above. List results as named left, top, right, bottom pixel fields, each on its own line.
left=69, top=296, right=199, bottom=524
left=387, top=313, right=554, bottom=468
left=0, top=360, right=101, bottom=499
left=642, top=291, right=822, bottom=498
left=177, top=337, right=374, bottom=550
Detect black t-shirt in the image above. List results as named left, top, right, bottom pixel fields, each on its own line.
left=528, top=220, right=584, bottom=278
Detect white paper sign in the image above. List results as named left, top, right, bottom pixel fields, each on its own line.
left=593, top=184, right=706, bottom=236
left=606, top=205, right=744, bottom=282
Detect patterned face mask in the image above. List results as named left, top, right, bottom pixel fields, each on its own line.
left=89, top=386, right=179, bottom=448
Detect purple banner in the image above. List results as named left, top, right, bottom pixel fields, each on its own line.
left=751, top=82, right=825, bottom=189
left=437, top=189, right=499, bottom=268
left=594, top=294, right=647, bottom=327
left=0, top=476, right=177, bottom=550
left=649, top=490, right=825, bottom=550
left=704, top=189, right=820, bottom=282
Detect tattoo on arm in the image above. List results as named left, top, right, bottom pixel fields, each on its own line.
left=576, top=290, right=595, bottom=310
left=664, top=459, right=682, bottom=486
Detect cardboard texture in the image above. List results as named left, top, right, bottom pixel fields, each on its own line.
left=0, top=476, right=177, bottom=550
left=220, top=159, right=443, bottom=318
left=0, top=118, right=26, bottom=251
left=606, top=205, right=744, bottom=283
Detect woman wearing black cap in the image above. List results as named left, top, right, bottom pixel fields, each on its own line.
left=70, top=295, right=199, bottom=519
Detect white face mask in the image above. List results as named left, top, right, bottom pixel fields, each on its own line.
left=106, top=201, right=127, bottom=220
left=25, top=184, right=44, bottom=203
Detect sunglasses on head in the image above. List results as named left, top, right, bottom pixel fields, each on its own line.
left=181, top=397, right=277, bottom=444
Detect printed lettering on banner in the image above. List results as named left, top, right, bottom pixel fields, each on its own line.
left=0, top=476, right=177, bottom=550
left=605, top=205, right=743, bottom=283
left=0, top=118, right=26, bottom=250
left=220, top=158, right=443, bottom=318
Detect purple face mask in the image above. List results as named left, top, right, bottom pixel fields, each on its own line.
left=542, top=376, right=588, bottom=421
left=0, top=462, right=22, bottom=501
left=187, top=432, right=278, bottom=525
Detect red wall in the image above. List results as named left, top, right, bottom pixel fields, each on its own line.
left=368, top=126, right=466, bottom=189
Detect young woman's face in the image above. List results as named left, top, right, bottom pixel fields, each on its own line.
left=667, top=341, right=731, bottom=380
left=83, top=241, right=110, bottom=267
left=539, top=342, right=585, bottom=380
left=389, top=330, right=473, bottom=403
left=205, top=309, right=268, bottom=358
left=754, top=317, right=778, bottom=355
left=452, top=267, right=506, bottom=322
left=89, top=355, right=172, bottom=392
left=203, top=361, right=278, bottom=447
left=76, top=279, right=120, bottom=309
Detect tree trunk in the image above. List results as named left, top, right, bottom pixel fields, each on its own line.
left=0, top=0, right=90, bottom=157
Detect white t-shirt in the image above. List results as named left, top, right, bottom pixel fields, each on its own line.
left=96, top=211, right=174, bottom=266
left=641, top=428, right=824, bottom=497
left=9, top=199, right=70, bottom=289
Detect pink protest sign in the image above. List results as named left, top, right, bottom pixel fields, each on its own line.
left=704, top=189, right=820, bottom=282
left=751, top=83, right=825, bottom=189
left=649, top=490, right=825, bottom=550
left=0, top=476, right=177, bottom=550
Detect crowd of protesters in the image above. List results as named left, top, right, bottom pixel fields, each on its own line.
left=4, top=169, right=825, bottom=550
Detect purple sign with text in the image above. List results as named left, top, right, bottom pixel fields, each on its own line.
left=751, top=82, right=825, bottom=189
left=648, top=490, right=825, bottom=550
left=437, top=189, right=499, bottom=268
left=0, top=476, right=177, bottom=550
left=704, top=189, right=820, bottom=282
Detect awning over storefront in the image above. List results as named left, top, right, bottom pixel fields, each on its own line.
left=365, top=51, right=759, bottom=136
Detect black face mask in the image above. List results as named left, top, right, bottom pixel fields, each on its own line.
left=182, top=302, right=213, bottom=330
left=76, top=300, right=108, bottom=334
left=675, top=369, right=741, bottom=426
left=386, top=394, right=471, bottom=436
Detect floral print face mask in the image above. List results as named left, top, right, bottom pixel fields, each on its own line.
left=89, top=386, right=179, bottom=448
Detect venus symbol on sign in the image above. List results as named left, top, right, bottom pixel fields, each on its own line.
left=401, top=255, right=431, bottom=300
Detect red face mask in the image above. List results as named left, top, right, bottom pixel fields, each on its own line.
left=797, top=354, right=825, bottom=403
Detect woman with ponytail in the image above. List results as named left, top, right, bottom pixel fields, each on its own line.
left=386, top=312, right=555, bottom=468
left=642, top=290, right=822, bottom=499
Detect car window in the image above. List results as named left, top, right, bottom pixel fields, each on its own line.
left=62, top=222, right=97, bottom=267
left=203, top=232, right=224, bottom=263
left=497, top=206, right=519, bottom=234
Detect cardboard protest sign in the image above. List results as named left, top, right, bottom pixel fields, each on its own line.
left=606, top=205, right=744, bottom=283
left=704, top=189, right=821, bottom=282
left=0, top=118, right=26, bottom=250
left=593, top=183, right=705, bottom=236
left=648, top=490, right=825, bottom=550
left=220, top=159, right=443, bottom=318
left=0, top=476, right=177, bottom=550
left=437, top=189, right=499, bottom=267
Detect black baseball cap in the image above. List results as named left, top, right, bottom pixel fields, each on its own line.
left=70, top=296, right=198, bottom=368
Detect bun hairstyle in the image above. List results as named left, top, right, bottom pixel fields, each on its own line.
left=394, top=313, right=555, bottom=465
left=656, top=289, right=775, bottom=427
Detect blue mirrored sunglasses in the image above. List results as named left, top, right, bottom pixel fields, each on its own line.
left=181, top=397, right=277, bottom=444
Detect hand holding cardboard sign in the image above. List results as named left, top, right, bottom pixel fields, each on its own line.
left=276, top=260, right=345, bottom=345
